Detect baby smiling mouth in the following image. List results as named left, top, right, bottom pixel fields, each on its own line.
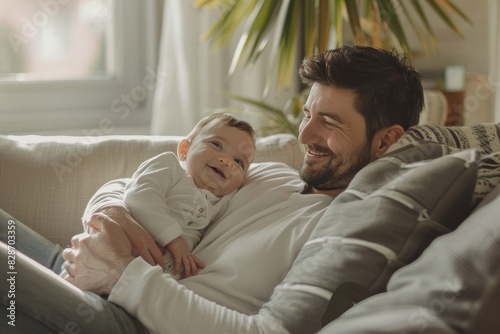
left=211, top=166, right=226, bottom=178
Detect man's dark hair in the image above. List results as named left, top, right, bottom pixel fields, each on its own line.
left=299, top=45, right=424, bottom=141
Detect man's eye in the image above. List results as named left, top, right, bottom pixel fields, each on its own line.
left=324, top=119, right=338, bottom=128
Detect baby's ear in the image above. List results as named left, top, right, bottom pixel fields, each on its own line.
left=177, top=139, right=190, bottom=160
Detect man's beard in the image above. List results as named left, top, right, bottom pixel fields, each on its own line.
left=299, top=143, right=372, bottom=191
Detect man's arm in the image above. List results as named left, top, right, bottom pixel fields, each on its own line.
left=64, top=214, right=288, bottom=334
left=82, top=178, right=165, bottom=268
left=62, top=213, right=135, bottom=294
left=73, top=162, right=307, bottom=333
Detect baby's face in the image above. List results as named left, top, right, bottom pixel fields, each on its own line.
left=184, top=121, right=255, bottom=197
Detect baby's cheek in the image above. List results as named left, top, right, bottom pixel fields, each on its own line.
left=228, top=169, right=245, bottom=181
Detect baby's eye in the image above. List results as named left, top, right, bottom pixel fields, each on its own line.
left=211, top=141, right=222, bottom=149
left=234, top=159, right=244, bottom=168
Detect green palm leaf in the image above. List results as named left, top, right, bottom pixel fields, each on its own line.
left=194, top=0, right=471, bottom=136
left=425, top=0, right=464, bottom=37
left=195, top=0, right=470, bottom=88
left=375, top=0, right=409, bottom=52
left=223, top=92, right=300, bottom=137
left=344, top=0, right=364, bottom=45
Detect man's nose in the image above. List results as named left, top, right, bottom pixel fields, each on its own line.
left=218, top=156, right=233, bottom=167
left=298, top=118, right=321, bottom=144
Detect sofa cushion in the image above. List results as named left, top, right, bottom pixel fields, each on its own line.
left=0, top=134, right=302, bottom=246
left=260, top=143, right=478, bottom=333
left=318, top=183, right=500, bottom=334
left=388, top=123, right=500, bottom=207
left=388, top=123, right=500, bottom=154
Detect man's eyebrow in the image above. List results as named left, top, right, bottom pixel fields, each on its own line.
left=318, top=111, right=345, bottom=124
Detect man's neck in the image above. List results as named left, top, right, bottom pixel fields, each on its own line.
left=302, top=184, right=346, bottom=198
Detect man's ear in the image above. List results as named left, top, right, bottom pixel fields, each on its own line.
left=371, top=125, right=405, bottom=159
left=177, top=139, right=190, bottom=161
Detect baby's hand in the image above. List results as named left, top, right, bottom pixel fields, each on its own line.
left=166, top=236, right=205, bottom=278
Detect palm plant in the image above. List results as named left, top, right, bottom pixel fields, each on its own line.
left=194, top=0, right=471, bottom=135
left=223, top=89, right=308, bottom=137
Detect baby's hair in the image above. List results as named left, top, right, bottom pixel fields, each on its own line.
left=186, top=113, right=256, bottom=142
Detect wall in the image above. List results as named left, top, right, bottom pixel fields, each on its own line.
left=409, top=0, right=488, bottom=74
left=404, top=0, right=494, bottom=125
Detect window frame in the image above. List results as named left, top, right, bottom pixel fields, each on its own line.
left=0, top=0, right=159, bottom=134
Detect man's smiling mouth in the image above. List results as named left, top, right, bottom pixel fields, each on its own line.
left=307, top=150, right=330, bottom=156
left=305, top=144, right=332, bottom=157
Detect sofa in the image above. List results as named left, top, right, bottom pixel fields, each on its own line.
left=1, top=123, right=500, bottom=333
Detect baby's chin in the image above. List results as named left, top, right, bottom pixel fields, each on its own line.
left=198, top=181, right=223, bottom=197
left=209, top=186, right=239, bottom=197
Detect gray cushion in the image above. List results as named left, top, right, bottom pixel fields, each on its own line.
left=260, top=143, right=478, bottom=334
left=319, top=183, right=500, bottom=334
left=389, top=123, right=500, bottom=154
left=388, top=123, right=500, bottom=207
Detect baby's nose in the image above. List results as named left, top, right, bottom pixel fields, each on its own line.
left=218, top=157, right=232, bottom=167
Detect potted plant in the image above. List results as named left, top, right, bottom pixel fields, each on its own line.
left=194, top=0, right=471, bottom=135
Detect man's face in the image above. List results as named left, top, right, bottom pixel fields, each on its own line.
left=298, top=83, right=375, bottom=193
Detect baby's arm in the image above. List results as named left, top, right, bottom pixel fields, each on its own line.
left=84, top=153, right=203, bottom=276
left=125, top=152, right=206, bottom=277
left=124, top=152, right=186, bottom=244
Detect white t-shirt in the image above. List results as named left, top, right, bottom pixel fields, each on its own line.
left=88, top=162, right=333, bottom=334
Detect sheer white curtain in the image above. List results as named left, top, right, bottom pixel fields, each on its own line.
left=151, top=0, right=280, bottom=135
left=489, top=0, right=500, bottom=123
left=150, top=0, right=296, bottom=135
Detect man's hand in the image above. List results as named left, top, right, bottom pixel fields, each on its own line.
left=97, top=206, right=165, bottom=270
left=166, top=236, right=205, bottom=278
left=62, top=213, right=135, bottom=295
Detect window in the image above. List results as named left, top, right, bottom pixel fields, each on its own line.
left=1, top=0, right=115, bottom=81
left=0, top=0, right=160, bottom=134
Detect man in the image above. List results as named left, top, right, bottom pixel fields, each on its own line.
left=0, top=45, right=423, bottom=333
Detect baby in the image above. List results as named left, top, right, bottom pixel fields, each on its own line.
left=123, top=113, right=256, bottom=279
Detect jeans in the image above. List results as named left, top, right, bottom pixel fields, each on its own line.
left=0, top=209, right=148, bottom=334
